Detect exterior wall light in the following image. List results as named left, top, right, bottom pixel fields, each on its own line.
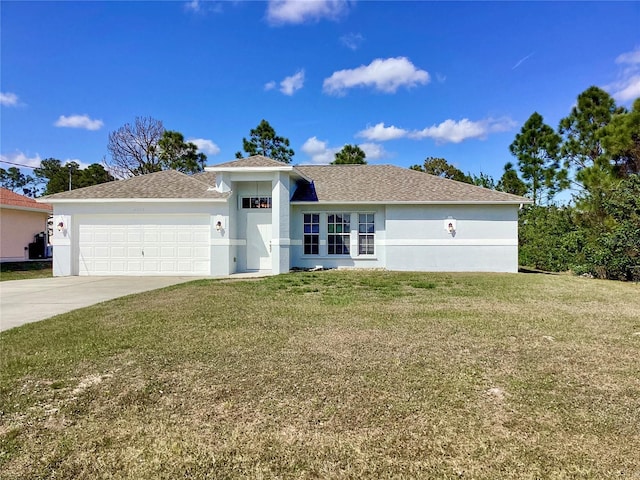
left=216, top=221, right=222, bottom=231
left=444, top=217, right=457, bottom=235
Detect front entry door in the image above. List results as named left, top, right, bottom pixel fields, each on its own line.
left=246, top=212, right=272, bottom=271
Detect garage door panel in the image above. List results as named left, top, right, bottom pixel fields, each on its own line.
left=109, top=246, right=125, bottom=257
left=192, top=246, right=209, bottom=257
left=109, top=261, right=125, bottom=272
left=128, top=261, right=142, bottom=272
left=128, top=230, right=143, bottom=242
left=78, top=215, right=211, bottom=276
left=160, top=231, right=177, bottom=243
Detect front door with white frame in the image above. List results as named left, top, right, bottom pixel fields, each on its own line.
left=246, top=211, right=272, bottom=271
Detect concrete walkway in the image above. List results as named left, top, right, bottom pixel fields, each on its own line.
left=0, top=276, right=202, bottom=332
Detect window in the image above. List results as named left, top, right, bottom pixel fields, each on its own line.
left=328, top=213, right=350, bottom=255
left=242, top=197, right=271, bottom=209
left=358, top=213, right=375, bottom=255
left=303, top=214, right=319, bottom=255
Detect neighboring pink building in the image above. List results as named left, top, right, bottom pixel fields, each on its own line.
left=0, top=188, right=52, bottom=262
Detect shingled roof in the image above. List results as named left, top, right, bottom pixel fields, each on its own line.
left=293, top=165, right=529, bottom=204
left=1, top=188, right=52, bottom=212
left=39, top=170, right=227, bottom=201
left=36, top=158, right=530, bottom=204
left=210, top=155, right=290, bottom=169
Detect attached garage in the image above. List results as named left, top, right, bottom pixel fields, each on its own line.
left=77, top=215, right=211, bottom=276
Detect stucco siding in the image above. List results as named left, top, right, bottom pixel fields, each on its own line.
left=289, top=204, right=386, bottom=270
left=384, top=204, right=519, bottom=272
left=0, top=208, right=49, bottom=261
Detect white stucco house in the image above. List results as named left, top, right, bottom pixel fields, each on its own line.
left=39, top=156, right=531, bottom=277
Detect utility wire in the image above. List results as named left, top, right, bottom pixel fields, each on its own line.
left=0, top=160, right=37, bottom=169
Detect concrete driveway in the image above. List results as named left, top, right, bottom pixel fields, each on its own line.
left=0, top=276, right=200, bottom=332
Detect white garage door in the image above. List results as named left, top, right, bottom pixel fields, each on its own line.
left=78, top=215, right=211, bottom=276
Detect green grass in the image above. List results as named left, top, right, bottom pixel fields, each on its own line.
left=1, top=271, right=639, bottom=479
left=0, top=262, right=52, bottom=281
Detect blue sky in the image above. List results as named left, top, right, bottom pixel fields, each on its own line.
left=1, top=1, right=639, bottom=185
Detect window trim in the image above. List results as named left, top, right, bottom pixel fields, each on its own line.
left=327, top=212, right=351, bottom=256
left=358, top=212, right=375, bottom=256
left=241, top=196, right=272, bottom=209
left=303, top=213, right=320, bottom=255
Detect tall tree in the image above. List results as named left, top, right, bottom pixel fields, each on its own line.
left=332, top=144, right=367, bottom=165
left=496, top=162, right=527, bottom=196
left=600, top=97, right=640, bottom=177
left=410, top=157, right=473, bottom=183
left=558, top=86, right=619, bottom=187
left=470, top=172, right=496, bottom=190
left=157, top=130, right=207, bottom=173
left=0, top=167, right=36, bottom=196
left=107, top=116, right=165, bottom=176
left=34, top=158, right=114, bottom=195
left=235, top=119, right=294, bottom=163
left=77, top=163, right=116, bottom=189
left=509, top=112, right=567, bottom=205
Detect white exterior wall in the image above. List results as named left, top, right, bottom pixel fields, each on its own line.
left=290, top=203, right=519, bottom=273
left=234, top=180, right=272, bottom=272
left=271, top=172, right=290, bottom=274
left=289, top=204, right=386, bottom=270
left=49, top=201, right=227, bottom=276
left=384, top=204, right=519, bottom=272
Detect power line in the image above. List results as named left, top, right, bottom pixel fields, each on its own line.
left=0, top=160, right=37, bottom=169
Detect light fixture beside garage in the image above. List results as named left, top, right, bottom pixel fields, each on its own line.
left=215, top=215, right=224, bottom=232
left=445, top=217, right=456, bottom=235
left=56, top=216, right=67, bottom=236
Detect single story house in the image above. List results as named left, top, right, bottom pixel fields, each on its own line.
left=39, top=156, right=531, bottom=276
left=1, top=187, right=52, bottom=262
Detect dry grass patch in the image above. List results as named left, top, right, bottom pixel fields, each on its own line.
left=1, top=271, right=639, bottom=479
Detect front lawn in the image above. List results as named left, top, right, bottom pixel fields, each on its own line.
left=0, top=261, right=52, bottom=281
left=1, top=271, right=638, bottom=479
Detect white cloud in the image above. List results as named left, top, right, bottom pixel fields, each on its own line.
left=267, top=0, right=349, bottom=25
left=0, top=151, right=42, bottom=169
left=63, top=158, right=92, bottom=170
left=607, top=47, right=640, bottom=103
left=185, top=0, right=201, bottom=12
left=323, top=57, right=430, bottom=96
left=340, top=32, right=364, bottom=51
left=410, top=117, right=516, bottom=144
left=189, top=138, right=220, bottom=156
left=0, top=92, right=20, bottom=107
left=301, top=136, right=389, bottom=164
left=184, top=0, right=223, bottom=14
left=54, top=114, right=104, bottom=131
left=616, top=48, right=640, bottom=65
left=358, top=142, right=388, bottom=160
left=357, top=122, right=408, bottom=141
left=280, top=70, right=305, bottom=95
left=611, top=75, right=640, bottom=103
left=301, top=136, right=339, bottom=164
left=264, top=81, right=276, bottom=91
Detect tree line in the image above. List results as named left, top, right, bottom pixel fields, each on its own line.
left=410, top=87, right=638, bottom=281
left=2, top=86, right=637, bottom=280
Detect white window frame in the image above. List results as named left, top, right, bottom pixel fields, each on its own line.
left=358, top=213, right=375, bottom=256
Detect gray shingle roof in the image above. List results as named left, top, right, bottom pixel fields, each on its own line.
left=38, top=158, right=530, bottom=204
left=210, top=155, right=290, bottom=169
left=293, top=165, right=530, bottom=203
left=40, top=170, right=226, bottom=201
